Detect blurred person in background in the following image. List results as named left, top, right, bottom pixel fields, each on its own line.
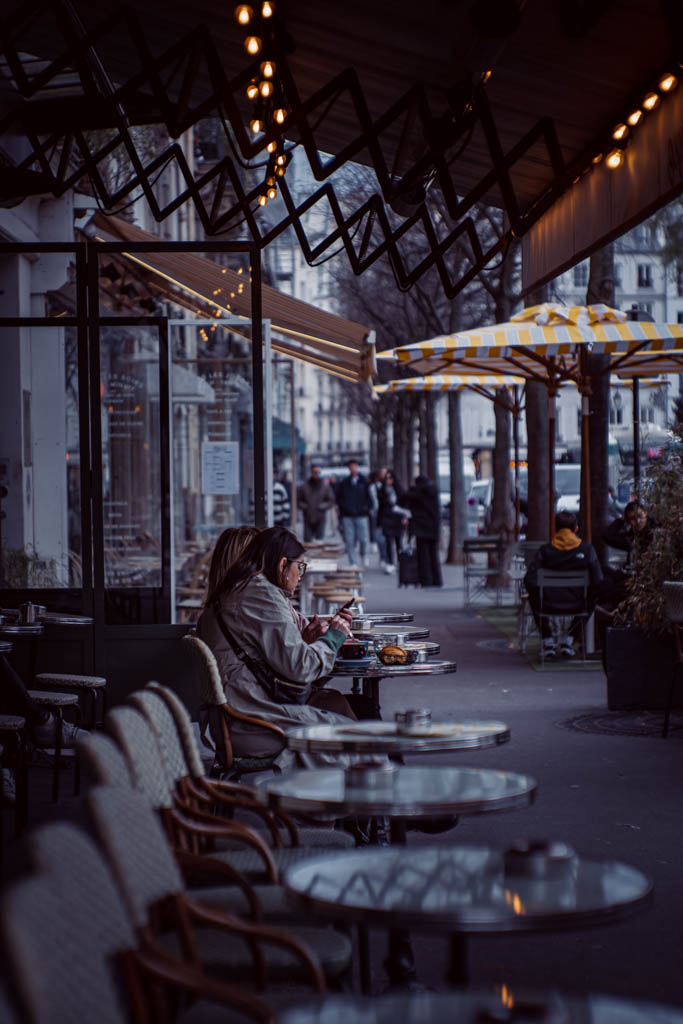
left=406, top=475, right=442, bottom=587
left=298, top=464, right=336, bottom=541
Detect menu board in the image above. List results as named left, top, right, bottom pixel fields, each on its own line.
left=201, top=441, right=239, bottom=495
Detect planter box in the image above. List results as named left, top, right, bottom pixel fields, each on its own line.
left=605, top=626, right=676, bottom=710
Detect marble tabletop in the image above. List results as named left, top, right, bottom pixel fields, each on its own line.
left=285, top=719, right=510, bottom=755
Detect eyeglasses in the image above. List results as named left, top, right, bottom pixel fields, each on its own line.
left=289, top=559, right=308, bottom=578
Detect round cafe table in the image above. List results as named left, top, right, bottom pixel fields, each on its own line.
left=281, top=842, right=652, bottom=988
left=278, top=990, right=683, bottom=1024
left=285, top=719, right=510, bottom=756
left=331, top=658, right=457, bottom=719
left=0, top=623, right=44, bottom=684
left=351, top=612, right=414, bottom=627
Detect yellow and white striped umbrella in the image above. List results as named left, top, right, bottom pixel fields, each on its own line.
left=381, top=303, right=683, bottom=381
left=374, top=374, right=526, bottom=394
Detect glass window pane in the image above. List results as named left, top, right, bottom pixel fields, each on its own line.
left=0, top=325, right=81, bottom=589
left=100, top=325, right=162, bottom=589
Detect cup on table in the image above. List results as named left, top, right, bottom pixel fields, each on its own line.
left=395, top=708, right=432, bottom=735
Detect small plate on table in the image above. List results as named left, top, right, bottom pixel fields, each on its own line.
left=334, top=656, right=375, bottom=672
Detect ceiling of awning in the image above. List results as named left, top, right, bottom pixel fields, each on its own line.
left=89, top=212, right=373, bottom=382
left=2, top=0, right=675, bottom=211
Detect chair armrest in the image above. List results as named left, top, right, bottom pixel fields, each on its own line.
left=197, top=777, right=299, bottom=848
left=181, top=779, right=284, bottom=849
left=173, top=850, right=263, bottom=921
left=222, top=703, right=286, bottom=738
left=169, top=807, right=279, bottom=882
left=129, top=947, right=276, bottom=1021
left=186, top=897, right=326, bottom=992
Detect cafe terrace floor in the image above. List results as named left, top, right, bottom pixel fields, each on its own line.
left=2, top=558, right=682, bottom=1008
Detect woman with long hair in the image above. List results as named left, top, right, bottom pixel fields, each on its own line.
left=204, top=525, right=261, bottom=608
left=198, top=525, right=362, bottom=767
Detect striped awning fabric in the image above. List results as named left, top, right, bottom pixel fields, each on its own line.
left=381, top=304, right=683, bottom=382
left=374, top=374, right=526, bottom=394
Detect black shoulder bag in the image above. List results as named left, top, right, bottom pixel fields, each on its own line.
left=212, top=601, right=312, bottom=706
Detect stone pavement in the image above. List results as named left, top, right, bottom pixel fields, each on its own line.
left=356, top=557, right=683, bottom=1005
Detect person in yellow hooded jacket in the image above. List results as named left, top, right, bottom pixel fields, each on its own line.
left=524, top=511, right=603, bottom=659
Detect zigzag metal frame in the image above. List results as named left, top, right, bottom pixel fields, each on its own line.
left=1, top=0, right=577, bottom=298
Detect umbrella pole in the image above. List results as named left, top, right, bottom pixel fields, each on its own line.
left=548, top=389, right=556, bottom=540
left=513, top=386, right=520, bottom=540
left=581, top=390, right=592, bottom=543
left=632, top=378, right=641, bottom=495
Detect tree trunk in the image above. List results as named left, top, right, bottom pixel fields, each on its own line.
left=446, top=390, right=465, bottom=564
left=524, top=285, right=550, bottom=541
left=584, top=245, right=614, bottom=561
left=425, top=394, right=437, bottom=482
left=488, top=389, right=515, bottom=584
left=419, top=395, right=429, bottom=477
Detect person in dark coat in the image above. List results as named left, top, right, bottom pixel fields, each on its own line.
left=336, top=459, right=371, bottom=566
left=406, top=475, right=443, bottom=587
left=377, top=470, right=408, bottom=574
left=298, top=464, right=336, bottom=541
left=524, top=510, right=603, bottom=659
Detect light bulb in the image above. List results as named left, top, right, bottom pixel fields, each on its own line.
left=267, top=186, right=277, bottom=199
left=259, top=80, right=273, bottom=98
left=266, top=140, right=277, bottom=153
left=481, top=69, right=492, bottom=84
left=266, top=176, right=275, bottom=186
left=627, top=109, right=642, bottom=126
left=273, top=107, right=287, bottom=124
left=250, top=118, right=263, bottom=133
left=642, top=91, right=660, bottom=110
left=260, top=60, right=276, bottom=78
left=245, top=36, right=261, bottom=55
left=612, top=123, right=628, bottom=141
left=261, top=0, right=274, bottom=16
left=235, top=4, right=253, bottom=24
left=246, top=80, right=259, bottom=100
left=258, top=194, right=268, bottom=206
left=659, top=73, right=677, bottom=92
left=276, top=166, right=285, bottom=177
left=276, top=153, right=286, bottom=165
left=592, top=153, right=603, bottom=164
left=605, top=148, right=624, bottom=170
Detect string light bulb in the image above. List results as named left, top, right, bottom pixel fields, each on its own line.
left=273, top=107, right=287, bottom=124
left=260, top=60, right=276, bottom=78
left=627, top=109, right=642, bottom=126
left=605, top=148, right=624, bottom=170
left=267, top=186, right=277, bottom=199
left=275, top=153, right=286, bottom=166
left=642, top=91, right=660, bottom=111
left=250, top=118, right=264, bottom=133
left=261, top=0, right=274, bottom=15
left=612, top=123, right=628, bottom=141
left=259, top=80, right=273, bottom=98
left=658, top=73, right=677, bottom=92
left=276, top=166, right=285, bottom=177
left=266, top=140, right=277, bottom=153
left=235, top=4, right=253, bottom=24
left=592, top=153, right=603, bottom=164
left=246, top=80, right=259, bottom=100
left=258, top=194, right=268, bottom=206
left=481, top=69, right=492, bottom=84
left=245, top=35, right=261, bottom=55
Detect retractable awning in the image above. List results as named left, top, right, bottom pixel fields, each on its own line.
left=91, top=213, right=375, bottom=382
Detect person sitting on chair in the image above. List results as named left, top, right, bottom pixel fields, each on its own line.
left=524, top=510, right=603, bottom=660
left=197, top=526, right=370, bottom=768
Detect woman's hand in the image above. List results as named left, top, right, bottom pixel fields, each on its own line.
left=328, top=609, right=353, bottom=637
left=302, top=614, right=326, bottom=643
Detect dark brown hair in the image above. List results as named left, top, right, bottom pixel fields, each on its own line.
left=210, top=526, right=305, bottom=602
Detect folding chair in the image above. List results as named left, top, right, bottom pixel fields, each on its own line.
left=537, top=568, right=591, bottom=665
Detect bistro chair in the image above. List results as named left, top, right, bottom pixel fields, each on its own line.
left=86, top=785, right=349, bottom=990
left=662, top=582, right=683, bottom=739
left=9, top=821, right=274, bottom=1024
left=517, top=540, right=548, bottom=654
left=138, top=683, right=353, bottom=852
left=182, top=633, right=286, bottom=781
left=537, top=568, right=591, bottom=665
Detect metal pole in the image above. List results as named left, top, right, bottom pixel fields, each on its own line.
left=633, top=378, right=641, bottom=494
left=264, top=320, right=274, bottom=526
left=513, top=385, right=520, bottom=540
left=548, top=390, right=556, bottom=540
left=581, top=390, right=592, bottom=542
left=251, top=250, right=266, bottom=528
left=289, top=361, right=298, bottom=533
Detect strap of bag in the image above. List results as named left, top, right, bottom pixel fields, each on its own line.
left=212, top=600, right=309, bottom=704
